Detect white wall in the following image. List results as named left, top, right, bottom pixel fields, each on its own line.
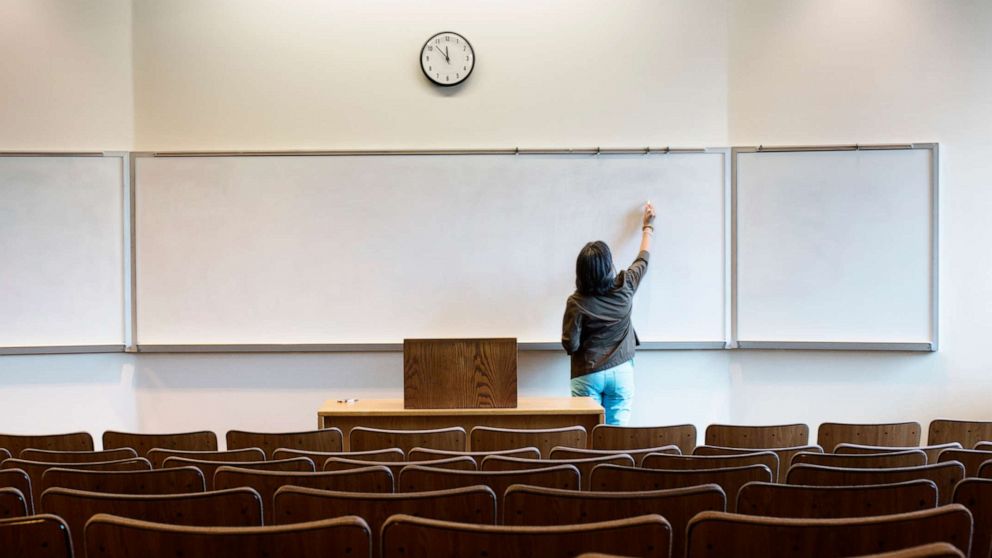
left=2, top=0, right=991, bottom=446
left=726, top=0, right=992, bottom=434
left=0, top=0, right=132, bottom=150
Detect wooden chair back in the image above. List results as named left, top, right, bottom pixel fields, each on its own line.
left=0, top=514, right=72, bottom=558
left=503, top=484, right=724, bottom=558
left=643, top=452, right=781, bottom=483
left=20, top=448, right=137, bottom=463
left=693, top=444, right=822, bottom=482
left=324, top=455, right=476, bottom=477
left=736, top=480, right=938, bottom=518
left=102, top=431, right=218, bottom=457
left=786, top=462, right=965, bottom=505
left=274, top=485, right=497, bottom=555
left=835, top=443, right=963, bottom=464
left=0, top=487, right=28, bottom=519
left=41, top=487, right=263, bottom=553
left=704, top=424, right=809, bottom=449
left=225, top=428, right=344, bottom=458
left=0, top=448, right=8, bottom=461
left=928, top=419, right=992, bottom=449
left=273, top=447, right=405, bottom=464
left=591, top=424, right=698, bottom=455
left=3, top=457, right=152, bottom=505
left=974, top=442, right=992, bottom=452
left=0, top=432, right=94, bottom=456
left=685, top=505, right=972, bottom=558
left=350, top=426, right=466, bottom=453
left=0, top=469, right=33, bottom=514
left=40, top=466, right=205, bottom=497
left=213, top=465, right=393, bottom=524
left=590, top=464, right=772, bottom=511
left=147, top=448, right=265, bottom=469
left=952, top=478, right=992, bottom=558
left=470, top=426, right=587, bottom=457
left=84, top=513, right=371, bottom=558
left=791, top=449, right=927, bottom=470
left=854, top=543, right=965, bottom=558
left=481, top=454, right=633, bottom=490
left=551, top=445, right=681, bottom=466
left=936, top=448, right=992, bottom=477
left=398, top=465, right=580, bottom=513
left=408, top=447, right=541, bottom=461
left=817, top=422, right=922, bottom=452
left=163, top=457, right=314, bottom=490
left=381, top=514, right=672, bottom=558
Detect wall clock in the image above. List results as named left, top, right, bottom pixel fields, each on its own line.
left=420, top=31, right=474, bottom=86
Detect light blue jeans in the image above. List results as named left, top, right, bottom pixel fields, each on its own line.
left=571, top=360, right=634, bottom=426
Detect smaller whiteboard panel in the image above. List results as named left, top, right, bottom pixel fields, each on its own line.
left=0, top=155, right=125, bottom=347
left=735, top=146, right=936, bottom=348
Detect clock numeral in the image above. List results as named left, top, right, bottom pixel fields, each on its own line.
left=445, top=36, right=450, bottom=42
left=429, top=66, right=432, bottom=71
left=456, top=73, right=459, bottom=79
left=446, top=75, right=450, bottom=81
left=435, top=39, right=440, bottom=44
left=463, top=66, right=467, bottom=71
left=427, top=45, right=433, bottom=52
left=465, top=55, right=469, bottom=61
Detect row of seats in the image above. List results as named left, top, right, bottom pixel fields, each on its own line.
left=5, top=418, right=992, bottom=456
left=3, top=420, right=992, bottom=557
left=0, top=487, right=978, bottom=557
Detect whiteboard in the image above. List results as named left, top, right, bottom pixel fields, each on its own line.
left=734, top=146, right=936, bottom=349
left=135, top=152, right=729, bottom=347
left=0, top=155, right=125, bottom=348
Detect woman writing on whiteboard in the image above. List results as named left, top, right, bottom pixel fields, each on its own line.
left=562, top=202, right=655, bottom=426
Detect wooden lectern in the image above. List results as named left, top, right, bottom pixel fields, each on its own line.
left=403, top=338, right=518, bottom=409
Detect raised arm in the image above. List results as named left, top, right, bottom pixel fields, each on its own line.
left=640, top=201, right=655, bottom=253
left=625, top=201, right=656, bottom=291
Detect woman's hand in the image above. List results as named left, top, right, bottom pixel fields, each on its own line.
left=642, top=201, right=656, bottom=229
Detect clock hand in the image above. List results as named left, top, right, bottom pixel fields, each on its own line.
left=444, top=45, right=450, bottom=63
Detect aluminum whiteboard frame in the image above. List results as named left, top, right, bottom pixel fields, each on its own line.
left=131, top=147, right=732, bottom=352
left=731, top=143, right=939, bottom=352
left=0, top=152, right=129, bottom=356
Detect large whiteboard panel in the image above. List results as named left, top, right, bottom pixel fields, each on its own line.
left=136, top=152, right=728, bottom=346
left=0, top=155, right=124, bottom=347
left=735, top=146, right=936, bottom=348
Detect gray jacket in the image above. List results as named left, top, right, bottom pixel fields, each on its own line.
left=561, top=250, right=649, bottom=379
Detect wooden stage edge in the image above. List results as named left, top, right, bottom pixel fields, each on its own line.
left=318, top=396, right=605, bottom=450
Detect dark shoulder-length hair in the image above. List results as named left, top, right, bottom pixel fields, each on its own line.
left=575, top=241, right=616, bottom=296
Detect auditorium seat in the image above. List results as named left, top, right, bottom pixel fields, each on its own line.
left=41, top=487, right=264, bottom=552
left=0, top=469, right=33, bottom=513
left=273, top=447, right=405, bottom=463
left=162, top=457, right=315, bottom=490
left=786, top=462, right=965, bottom=505
left=225, top=428, right=344, bottom=458
left=0, top=432, right=94, bottom=456
left=791, top=449, right=927, bottom=470
left=951, top=477, right=992, bottom=558
left=381, top=514, right=672, bottom=558
left=40, top=466, right=206, bottom=497
left=736, top=480, right=938, bottom=518
left=935, top=448, right=992, bottom=477
left=853, top=543, right=965, bottom=558
left=817, top=422, right=922, bottom=453
left=704, top=424, right=810, bottom=449
left=0, top=514, right=72, bottom=558
left=213, top=465, right=393, bottom=524
left=147, top=448, right=265, bottom=469
left=20, top=448, right=138, bottom=463
left=0, top=487, right=28, bottom=519
left=349, top=426, right=466, bottom=453
left=694, top=444, right=823, bottom=482
left=103, top=431, right=218, bottom=457
left=589, top=463, right=772, bottom=511
left=84, top=513, right=371, bottom=558
left=591, top=424, right=698, bottom=455
left=273, top=485, right=497, bottom=556
left=480, top=454, right=633, bottom=490
left=551, top=445, right=681, bottom=466
left=408, top=447, right=541, bottom=461
left=324, top=455, right=476, bottom=477
left=2, top=457, right=152, bottom=505
left=503, top=484, right=724, bottom=558
left=470, top=426, right=587, bottom=457
left=685, top=505, right=972, bottom=558
left=643, top=451, right=781, bottom=482
left=928, top=419, right=992, bottom=449
left=834, top=443, right=963, bottom=465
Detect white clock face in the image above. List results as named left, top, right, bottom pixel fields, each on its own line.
left=421, top=32, right=474, bottom=86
